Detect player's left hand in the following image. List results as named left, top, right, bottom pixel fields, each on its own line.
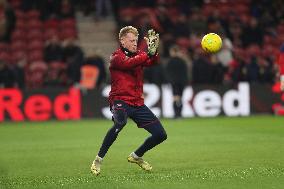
left=144, top=29, right=159, bottom=56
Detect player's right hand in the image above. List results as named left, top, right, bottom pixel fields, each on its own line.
left=144, top=29, right=159, bottom=56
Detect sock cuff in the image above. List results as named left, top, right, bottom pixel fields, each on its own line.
left=132, top=152, right=140, bottom=159
left=96, top=155, right=103, bottom=161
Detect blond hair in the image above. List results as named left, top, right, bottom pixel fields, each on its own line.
left=119, top=26, right=138, bottom=40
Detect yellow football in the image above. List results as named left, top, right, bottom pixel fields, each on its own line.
left=201, top=33, right=222, bottom=53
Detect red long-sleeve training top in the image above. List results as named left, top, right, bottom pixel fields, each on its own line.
left=108, top=48, right=159, bottom=106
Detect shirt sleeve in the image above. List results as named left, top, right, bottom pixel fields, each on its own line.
left=143, top=53, right=159, bottom=67
left=110, top=51, right=149, bottom=70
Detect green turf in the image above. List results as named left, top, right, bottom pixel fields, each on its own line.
left=0, top=116, right=284, bottom=189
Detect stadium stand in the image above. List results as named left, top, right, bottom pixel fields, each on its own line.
left=0, top=0, right=78, bottom=88
left=0, top=0, right=283, bottom=88
left=117, top=0, right=283, bottom=85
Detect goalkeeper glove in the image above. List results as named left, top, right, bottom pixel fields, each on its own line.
left=144, top=29, right=159, bottom=56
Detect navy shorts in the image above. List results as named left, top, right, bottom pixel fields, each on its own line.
left=111, top=100, right=159, bottom=128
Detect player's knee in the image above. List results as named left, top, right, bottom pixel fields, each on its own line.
left=150, top=122, right=167, bottom=142
left=155, top=130, right=167, bottom=142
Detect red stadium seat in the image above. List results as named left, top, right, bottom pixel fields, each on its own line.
left=44, top=19, right=60, bottom=30
left=28, top=61, right=48, bottom=72
left=60, top=28, right=77, bottom=40
left=11, top=50, right=27, bottom=64
left=12, top=49, right=27, bottom=60
left=261, top=45, right=277, bottom=58
left=27, top=19, right=43, bottom=30
left=27, top=29, right=43, bottom=41
left=28, top=50, right=43, bottom=62
left=202, top=4, right=215, bottom=16
left=15, top=20, right=26, bottom=31
left=279, top=34, right=284, bottom=44
left=27, top=40, right=44, bottom=52
left=235, top=4, right=249, bottom=14
left=27, top=10, right=40, bottom=19
left=11, top=40, right=27, bottom=51
left=0, top=51, right=11, bottom=63
left=10, top=0, right=22, bottom=9
left=44, top=28, right=59, bottom=40
left=277, top=24, right=284, bottom=33
left=119, top=8, right=138, bottom=18
left=15, top=10, right=26, bottom=20
left=26, top=61, right=48, bottom=89
left=219, top=4, right=230, bottom=16
left=0, top=42, right=9, bottom=51
left=11, top=29, right=27, bottom=41
left=60, top=19, right=76, bottom=29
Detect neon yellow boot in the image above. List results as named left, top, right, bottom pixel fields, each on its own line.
left=91, top=156, right=103, bottom=175
left=127, top=152, right=152, bottom=171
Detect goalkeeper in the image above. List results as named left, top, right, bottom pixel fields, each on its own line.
left=91, top=26, right=167, bottom=175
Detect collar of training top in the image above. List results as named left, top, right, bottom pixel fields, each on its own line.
left=120, top=45, right=137, bottom=57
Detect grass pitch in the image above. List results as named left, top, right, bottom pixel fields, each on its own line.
left=0, top=116, right=284, bottom=189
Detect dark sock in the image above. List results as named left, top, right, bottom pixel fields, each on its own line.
left=98, top=125, right=120, bottom=158
left=134, top=122, right=167, bottom=157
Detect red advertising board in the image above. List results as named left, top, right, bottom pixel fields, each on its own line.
left=0, top=83, right=283, bottom=122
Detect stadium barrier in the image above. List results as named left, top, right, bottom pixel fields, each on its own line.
left=0, top=82, right=282, bottom=122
